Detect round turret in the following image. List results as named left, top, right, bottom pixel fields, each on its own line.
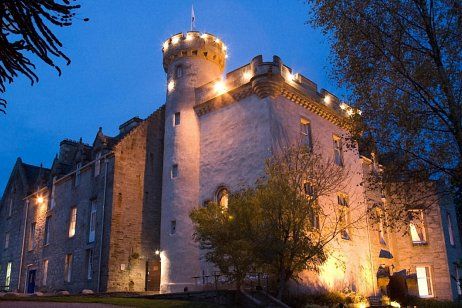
left=162, top=31, right=227, bottom=73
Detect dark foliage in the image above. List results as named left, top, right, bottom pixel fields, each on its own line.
left=0, top=0, right=84, bottom=114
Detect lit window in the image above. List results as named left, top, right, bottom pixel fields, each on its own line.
left=409, top=210, right=427, bottom=244
left=88, top=201, right=97, bottom=243
left=170, top=220, right=176, bottom=235
left=416, top=266, right=433, bottom=297
left=94, top=152, right=102, bottom=177
left=300, top=118, right=313, bottom=149
left=174, top=112, right=181, bottom=126
left=216, top=188, right=229, bottom=209
left=86, top=249, right=93, bottom=280
left=64, top=254, right=73, bottom=282
left=44, top=216, right=51, bottom=245
left=69, top=207, right=77, bottom=238
left=175, top=65, right=183, bottom=78
left=171, top=164, right=179, bottom=178
left=447, top=213, right=455, bottom=246
left=28, top=222, right=36, bottom=251
left=43, top=259, right=48, bottom=286
left=338, top=194, right=350, bottom=240
left=75, top=162, right=82, bottom=187
left=5, top=262, right=12, bottom=289
left=7, top=198, right=12, bottom=217
left=333, top=135, right=343, bottom=166
left=4, top=232, right=9, bottom=249
left=456, top=266, right=462, bottom=295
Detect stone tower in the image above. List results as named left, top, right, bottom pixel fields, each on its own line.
left=160, top=31, right=227, bottom=293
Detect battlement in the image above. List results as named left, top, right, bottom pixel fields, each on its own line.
left=162, top=31, right=227, bottom=73
left=194, top=55, right=361, bottom=125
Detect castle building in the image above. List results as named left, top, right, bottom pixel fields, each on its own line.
left=0, top=30, right=461, bottom=301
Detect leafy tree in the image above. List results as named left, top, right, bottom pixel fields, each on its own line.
left=307, top=0, right=462, bottom=226
left=191, top=144, right=364, bottom=299
left=0, top=0, right=85, bottom=114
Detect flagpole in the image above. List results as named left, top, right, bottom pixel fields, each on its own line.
left=191, top=5, right=195, bottom=31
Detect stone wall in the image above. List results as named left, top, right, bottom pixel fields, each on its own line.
left=21, top=159, right=114, bottom=294
left=0, top=165, right=29, bottom=292
left=106, top=108, right=164, bottom=292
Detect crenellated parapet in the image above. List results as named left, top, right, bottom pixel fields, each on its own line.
left=162, top=31, right=227, bottom=73
left=194, top=55, right=360, bottom=127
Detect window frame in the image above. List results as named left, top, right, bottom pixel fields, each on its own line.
left=64, top=253, right=73, bottom=283
left=28, top=222, right=36, bottom=251
left=216, top=187, right=229, bottom=209
left=337, top=194, right=350, bottom=240
left=4, top=232, right=9, bottom=249
left=170, top=220, right=176, bottom=235
left=175, top=65, right=183, bottom=78
left=5, top=261, right=12, bottom=289
left=44, top=216, right=51, bottom=245
left=68, top=207, right=77, bottom=238
left=300, top=118, right=313, bottom=150
left=88, top=200, right=97, bottom=243
left=75, top=162, right=82, bottom=187
left=333, top=135, right=344, bottom=166
left=174, top=112, right=181, bottom=126
left=94, top=152, right=102, bottom=177
left=86, top=249, right=93, bottom=280
left=447, top=212, right=455, bottom=246
left=416, top=265, right=434, bottom=298
left=171, top=164, right=179, bottom=179
left=409, top=210, right=427, bottom=245
left=42, top=259, right=48, bottom=286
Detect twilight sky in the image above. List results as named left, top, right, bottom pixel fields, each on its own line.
left=0, top=0, right=345, bottom=193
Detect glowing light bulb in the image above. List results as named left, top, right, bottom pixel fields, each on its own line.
left=214, top=80, right=227, bottom=94
left=339, top=103, right=348, bottom=110
left=171, top=36, right=180, bottom=45
left=323, top=95, right=331, bottom=104
left=162, top=41, right=169, bottom=50
left=201, top=33, right=208, bottom=39
left=185, top=34, right=193, bottom=41
left=243, top=71, right=252, bottom=80
left=222, top=45, right=227, bottom=51
left=167, top=80, right=175, bottom=92
left=215, top=38, right=220, bottom=43
left=155, top=250, right=160, bottom=255
left=357, top=110, right=363, bottom=115
left=37, top=196, right=44, bottom=204
left=225, top=54, right=229, bottom=59
left=347, top=109, right=354, bottom=116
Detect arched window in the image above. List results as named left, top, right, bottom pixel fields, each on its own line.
left=216, top=187, right=229, bottom=209
left=175, top=65, right=183, bottom=78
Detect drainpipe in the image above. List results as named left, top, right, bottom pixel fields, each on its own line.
left=97, top=158, right=109, bottom=293
left=17, top=199, right=30, bottom=292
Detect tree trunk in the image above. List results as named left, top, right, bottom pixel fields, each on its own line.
left=276, top=270, right=287, bottom=300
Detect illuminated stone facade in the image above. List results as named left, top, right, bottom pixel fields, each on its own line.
left=0, top=30, right=460, bottom=301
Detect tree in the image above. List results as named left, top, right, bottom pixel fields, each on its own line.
left=306, top=0, right=462, bottom=225
left=191, top=144, right=365, bottom=299
left=0, top=0, right=85, bottom=114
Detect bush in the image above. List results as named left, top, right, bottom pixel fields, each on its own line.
left=406, top=296, right=461, bottom=307
left=284, top=291, right=355, bottom=308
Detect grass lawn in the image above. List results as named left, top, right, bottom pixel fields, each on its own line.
left=0, top=295, right=223, bottom=307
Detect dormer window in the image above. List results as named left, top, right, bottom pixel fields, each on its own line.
left=175, top=65, right=183, bottom=78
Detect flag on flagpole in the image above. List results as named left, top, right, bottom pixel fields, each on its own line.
left=191, top=5, right=196, bottom=31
